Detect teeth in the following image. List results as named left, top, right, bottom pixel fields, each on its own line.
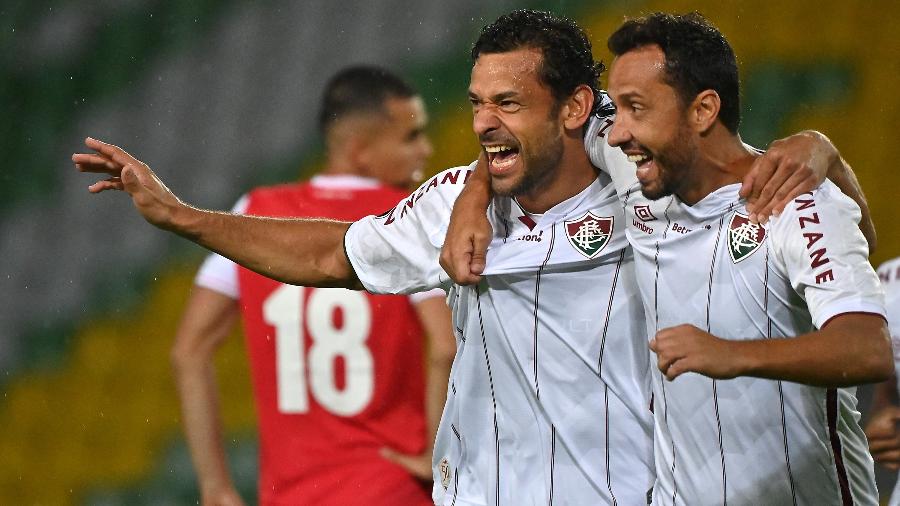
left=628, top=154, right=649, bottom=163
left=484, top=145, right=513, bottom=153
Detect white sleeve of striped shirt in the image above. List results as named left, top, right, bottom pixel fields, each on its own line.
left=193, top=195, right=250, bottom=299
left=769, top=181, right=885, bottom=329
left=344, top=165, right=472, bottom=295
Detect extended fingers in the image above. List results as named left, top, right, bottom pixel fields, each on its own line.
left=751, top=163, right=791, bottom=218
left=871, top=447, right=900, bottom=466
left=73, top=153, right=122, bottom=174
left=87, top=177, right=124, bottom=193
left=84, top=137, right=139, bottom=168
left=754, top=170, right=810, bottom=223
left=743, top=156, right=776, bottom=210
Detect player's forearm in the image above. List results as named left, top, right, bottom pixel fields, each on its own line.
left=414, top=297, right=456, bottom=449
left=171, top=206, right=359, bottom=288
left=426, top=346, right=454, bottom=446
left=171, top=288, right=243, bottom=501
left=731, top=315, right=892, bottom=387
left=825, top=154, right=876, bottom=254
left=173, top=360, right=237, bottom=495
left=456, top=154, right=492, bottom=210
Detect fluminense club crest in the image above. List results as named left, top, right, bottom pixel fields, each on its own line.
left=728, top=212, right=766, bottom=263
left=565, top=211, right=614, bottom=259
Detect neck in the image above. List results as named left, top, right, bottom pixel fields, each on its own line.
left=323, top=153, right=365, bottom=177
left=676, top=127, right=756, bottom=205
left=516, top=136, right=599, bottom=214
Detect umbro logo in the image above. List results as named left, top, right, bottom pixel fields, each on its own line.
left=634, top=205, right=656, bottom=222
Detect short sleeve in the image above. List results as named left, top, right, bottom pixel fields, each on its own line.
left=583, top=102, right=634, bottom=196
left=344, top=165, right=472, bottom=295
left=193, top=194, right=250, bottom=299
left=409, top=287, right=447, bottom=305
left=769, top=181, right=884, bottom=328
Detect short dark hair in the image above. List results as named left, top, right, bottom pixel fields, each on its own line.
left=607, top=12, right=741, bottom=133
left=472, top=9, right=604, bottom=105
left=318, top=65, right=417, bottom=136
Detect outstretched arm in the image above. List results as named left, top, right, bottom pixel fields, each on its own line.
left=651, top=314, right=892, bottom=387
left=74, top=137, right=359, bottom=288
left=170, top=286, right=246, bottom=506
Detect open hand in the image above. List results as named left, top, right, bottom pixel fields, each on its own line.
left=73, top=137, right=185, bottom=230
left=380, top=446, right=433, bottom=482
left=740, top=131, right=835, bottom=224
left=866, top=405, right=900, bottom=470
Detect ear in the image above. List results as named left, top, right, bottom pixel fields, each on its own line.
left=562, top=84, right=595, bottom=130
left=346, top=133, right=370, bottom=172
left=691, top=89, right=721, bottom=134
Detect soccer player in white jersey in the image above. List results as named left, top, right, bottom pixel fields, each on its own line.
left=441, top=11, right=888, bottom=506
left=865, top=257, right=900, bottom=505
left=75, top=10, right=657, bottom=505
left=74, top=8, right=879, bottom=505
left=599, top=12, right=890, bottom=505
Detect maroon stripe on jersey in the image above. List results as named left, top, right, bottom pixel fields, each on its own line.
left=475, top=288, right=501, bottom=506
left=604, top=385, right=619, bottom=505
left=451, top=472, right=459, bottom=506
left=765, top=245, right=798, bottom=505
left=655, top=202, right=680, bottom=504
left=450, top=424, right=461, bottom=506
left=549, top=425, right=557, bottom=506
left=776, top=382, right=797, bottom=505
left=707, top=215, right=728, bottom=504
left=597, top=249, right=625, bottom=375
left=533, top=228, right=556, bottom=399
left=827, top=388, right=854, bottom=505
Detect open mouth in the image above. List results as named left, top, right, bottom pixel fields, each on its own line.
left=484, top=144, right=520, bottom=174
left=626, top=151, right=655, bottom=183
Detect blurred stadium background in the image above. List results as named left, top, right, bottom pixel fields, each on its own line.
left=1, top=0, right=898, bottom=504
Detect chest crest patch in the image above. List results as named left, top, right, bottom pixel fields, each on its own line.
left=728, top=212, right=766, bottom=263
left=565, top=211, right=613, bottom=259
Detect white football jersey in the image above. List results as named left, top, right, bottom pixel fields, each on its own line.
left=194, top=176, right=443, bottom=304
left=876, top=257, right=900, bottom=506
left=345, top=164, right=654, bottom=505
left=586, top=107, right=884, bottom=505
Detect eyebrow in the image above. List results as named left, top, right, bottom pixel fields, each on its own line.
left=468, top=90, right=520, bottom=102
left=615, top=90, right=643, bottom=101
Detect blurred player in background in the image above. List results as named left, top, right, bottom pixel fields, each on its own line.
left=169, top=65, right=454, bottom=506
left=865, top=257, right=900, bottom=506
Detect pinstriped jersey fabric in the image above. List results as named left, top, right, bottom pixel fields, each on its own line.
left=587, top=109, right=884, bottom=505
left=345, top=164, right=654, bottom=505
